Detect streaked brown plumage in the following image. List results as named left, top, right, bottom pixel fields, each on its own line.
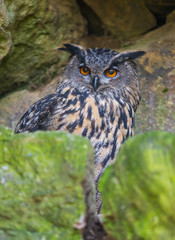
left=15, top=44, right=145, bottom=213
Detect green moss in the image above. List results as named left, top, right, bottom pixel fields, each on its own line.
left=0, top=127, right=93, bottom=239
left=100, top=131, right=175, bottom=240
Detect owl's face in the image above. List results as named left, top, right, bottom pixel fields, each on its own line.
left=59, top=44, right=145, bottom=93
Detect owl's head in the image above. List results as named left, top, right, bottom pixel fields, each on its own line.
left=59, top=44, right=145, bottom=93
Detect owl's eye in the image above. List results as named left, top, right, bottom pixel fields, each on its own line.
left=105, top=68, right=118, bottom=78
left=80, top=66, right=90, bottom=75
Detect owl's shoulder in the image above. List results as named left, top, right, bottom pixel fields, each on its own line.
left=15, top=93, right=58, bottom=133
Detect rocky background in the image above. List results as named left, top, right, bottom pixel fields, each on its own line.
left=0, top=0, right=175, bottom=133
left=0, top=0, right=175, bottom=239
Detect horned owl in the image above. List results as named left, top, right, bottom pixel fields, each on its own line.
left=15, top=44, right=145, bottom=213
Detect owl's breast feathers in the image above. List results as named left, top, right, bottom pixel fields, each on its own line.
left=15, top=86, right=139, bottom=180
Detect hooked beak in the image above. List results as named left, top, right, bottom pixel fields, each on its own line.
left=92, top=76, right=100, bottom=91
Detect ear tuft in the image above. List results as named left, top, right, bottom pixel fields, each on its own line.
left=127, top=51, right=146, bottom=59
left=111, top=50, right=145, bottom=65
left=58, top=44, right=82, bottom=54
left=58, top=44, right=85, bottom=62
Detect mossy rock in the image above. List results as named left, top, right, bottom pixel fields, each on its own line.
left=0, top=0, right=86, bottom=96
left=100, top=131, right=175, bottom=240
left=0, top=127, right=94, bottom=239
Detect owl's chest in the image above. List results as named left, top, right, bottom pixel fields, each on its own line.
left=54, top=92, right=120, bottom=140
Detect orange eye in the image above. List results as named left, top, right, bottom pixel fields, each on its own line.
left=80, top=66, right=90, bottom=75
left=105, top=68, right=117, bottom=78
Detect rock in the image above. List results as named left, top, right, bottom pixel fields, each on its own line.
left=144, top=0, right=175, bottom=19
left=0, top=76, right=59, bottom=129
left=166, top=10, right=175, bottom=23
left=0, top=0, right=86, bottom=96
left=133, top=20, right=175, bottom=134
left=100, top=131, right=175, bottom=240
left=115, top=14, right=175, bottom=134
left=0, top=127, right=95, bottom=239
left=0, top=0, right=12, bottom=60
left=83, top=0, right=156, bottom=40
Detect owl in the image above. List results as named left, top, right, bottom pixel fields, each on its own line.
left=15, top=44, right=145, bottom=213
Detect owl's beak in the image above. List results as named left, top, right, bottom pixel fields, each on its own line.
left=92, top=76, right=100, bottom=91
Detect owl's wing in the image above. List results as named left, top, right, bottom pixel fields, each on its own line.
left=15, top=94, right=58, bottom=133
